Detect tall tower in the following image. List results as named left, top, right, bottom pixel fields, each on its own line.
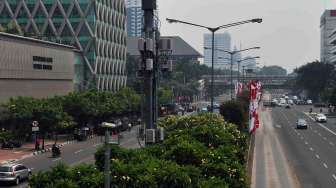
left=203, top=32, right=231, bottom=70
left=0, top=0, right=127, bottom=91
left=321, top=10, right=336, bottom=63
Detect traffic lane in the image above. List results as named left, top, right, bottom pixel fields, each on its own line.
left=275, top=107, right=336, bottom=187
left=291, top=106, right=336, bottom=146
left=271, top=107, right=335, bottom=188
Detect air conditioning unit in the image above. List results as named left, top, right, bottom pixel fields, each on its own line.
left=145, top=129, right=156, bottom=143
left=159, top=39, right=172, bottom=51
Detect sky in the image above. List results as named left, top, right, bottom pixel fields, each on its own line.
left=158, top=0, right=336, bottom=73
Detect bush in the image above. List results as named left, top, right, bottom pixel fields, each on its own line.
left=219, top=100, right=247, bottom=130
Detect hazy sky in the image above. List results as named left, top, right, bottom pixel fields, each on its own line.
left=158, top=0, right=336, bottom=72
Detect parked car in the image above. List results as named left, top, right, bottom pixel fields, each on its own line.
left=296, top=119, right=308, bottom=129
left=315, top=113, right=327, bottom=123
left=307, top=99, right=313, bottom=105
left=0, top=163, right=31, bottom=185
left=314, top=103, right=327, bottom=108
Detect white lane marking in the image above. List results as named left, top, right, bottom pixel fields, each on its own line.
left=333, top=174, right=336, bottom=181
left=300, top=136, right=304, bottom=140
left=303, top=113, right=336, bottom=136
left=74, top=149, right=83, bottom=154
left=314, top=130, right=317, bottom=133
left=298, top=133, right=301, bottom=136
left=309, top=147, right=314, bottom=151
left=52, top=158, right=61, bottom=162
left=318, top=133, right=322, bottom=136
left=330, top=142, right=335, bottom=146
left=315, top=154, right=320, bottom=159
left=323, top=137, right=327, bottom=140
left=305, top=141, right=308, bottom=145
left=323, top=163, right=328, bottom=169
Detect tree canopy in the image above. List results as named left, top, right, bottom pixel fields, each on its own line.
left=258, top=65, right=287, bottom=76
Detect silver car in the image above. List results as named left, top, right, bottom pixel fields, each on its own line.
left=0, top=163, right=31, bottom=185
left=297, top=119, right=308, bottom=129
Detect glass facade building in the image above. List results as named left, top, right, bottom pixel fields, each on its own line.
left=0, top=0, right=127, bottom=91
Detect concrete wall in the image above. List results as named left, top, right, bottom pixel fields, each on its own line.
left=0, top=35, right=75, bottom=103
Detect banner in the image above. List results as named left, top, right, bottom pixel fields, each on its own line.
left=248, top=80, right=262, bottom=134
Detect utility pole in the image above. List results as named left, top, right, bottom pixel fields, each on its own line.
left=104, top=129, right=110, bottom=188
left=142, top=0, right=157, bottom=144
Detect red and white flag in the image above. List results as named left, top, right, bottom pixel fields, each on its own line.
left=248, top=80, right=262, bottom=134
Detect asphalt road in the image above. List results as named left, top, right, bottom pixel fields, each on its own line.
left=270, top=105, right=336, bottom=188
left=1, top=126, right=142, bottom=187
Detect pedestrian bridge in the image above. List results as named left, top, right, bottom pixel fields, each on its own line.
left=201, top=75, right=296, bottom=89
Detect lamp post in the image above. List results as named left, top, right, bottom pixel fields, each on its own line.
left=237, top=56, right=260, bottom=83
left=167, top=18, right=262, bottom=112
left=204, top=47, right=260, bottom=99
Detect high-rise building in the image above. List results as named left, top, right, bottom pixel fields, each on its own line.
left=203, top=32, right=231, bottom=70
left=126, top=0, right=158, bottom=37
left=0, top=0, right=127, bottom=91
left=320, top=10, right=336, bottom=63
left=329, top=27, right=336, bottom=65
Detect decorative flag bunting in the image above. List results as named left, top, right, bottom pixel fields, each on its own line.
left=235, top=82, right=244, bottom=96
left=248, top=80, right=262, bottom=134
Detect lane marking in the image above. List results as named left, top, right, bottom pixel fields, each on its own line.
left=314, top=130, right=317, bottom=133
left=303, top=112, right=336, bottom=136
left=309, top=147, right=314, bottom=151
left=52, top=158, right=61, bottom=162
left=323, top=163, right=328, bottom=169
left=74, top=149, right=83, bottom=154
left=333, top=174, right=336, bottom=181
left=318, top=133, right=322, bottom=136
left=93, top=143, right=102, bottom=147
left=305, top=141, right=308, bottom=145
left=323, top=137, right=327, bottom=140
left=315, top=154, right=320, bottom=159
left=330, top=142, right=334, bottom=146
left=300, top=136, right=304, bottom=140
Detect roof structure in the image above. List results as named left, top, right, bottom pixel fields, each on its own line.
left=127, top=36, right=202, bottom=58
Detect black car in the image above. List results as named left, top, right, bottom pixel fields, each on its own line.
left=296, top=119, right=308, bottom=129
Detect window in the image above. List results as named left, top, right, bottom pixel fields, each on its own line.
left=33, top=56, right=53, bottom=70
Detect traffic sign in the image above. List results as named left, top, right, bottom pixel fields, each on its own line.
left=32, top=121, right=39, bottom=127
left=32, top=126, right=39, bottom=132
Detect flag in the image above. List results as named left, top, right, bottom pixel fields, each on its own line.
left=248, top=80, right=262, bottom=134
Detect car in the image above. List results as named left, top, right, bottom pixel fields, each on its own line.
left=315, top=113, right=327, bottom=123
left=307, top=99, right=313, bottom=105
left=296, top=119, right=308, bottom=129
left=213, top=103, right=220, bottom=109
left=200, top=107, right=208, bottom=113
left=285, top=104, right=291, bottom=109
left=288, top=100, right=294, bottom=105
left=0, top=163, right=31, bottom=185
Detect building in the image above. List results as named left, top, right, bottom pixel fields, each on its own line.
left=0, top=32, right=76, bottom=103
left=127, top=36, right=202, bottom=63
left=126, top=0, right=158, bottom=37
left=203, top=32, right=231, bottom=70
left=0, top=0, right=127, bottom=91
left=329, top=26, right=336, bottom=65
left=241, top=56, right=257, bottom=73
left=321, top=10, right=336, bottom=63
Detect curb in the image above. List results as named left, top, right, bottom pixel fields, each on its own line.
left=246, top=133, right=255, bottom=186
left=32, top=140, right=76, bottom=156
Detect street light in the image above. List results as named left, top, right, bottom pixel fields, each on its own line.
left=204, top=47, right=260, bottom=99
left=237, top=56, right=260, bottom=83
left=167, top=18, right=262, bottom=112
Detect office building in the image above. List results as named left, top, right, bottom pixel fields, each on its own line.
left=0, top=32, right=76, bottom=103
left=0, top=0, right=127, bottom=91
left=321, top=10, right=336, bottom=63
left=203, top=32, right=231, bottom=70
left=126, top=0, right=158, bottom=37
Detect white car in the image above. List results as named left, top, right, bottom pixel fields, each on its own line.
left=315, top=114, right=327, bottom=123
left=307, top=100, right=313, bottom=105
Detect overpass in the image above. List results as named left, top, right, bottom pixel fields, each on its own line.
left=201, top=75, right=296, bottom=89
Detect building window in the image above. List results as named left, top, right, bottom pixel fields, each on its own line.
left=33, top=56, right=53, bottom=70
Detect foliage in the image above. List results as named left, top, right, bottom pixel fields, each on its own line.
left=294, top=61, right=335, bottom=101
left=29, top=163, right=103, bottom=188
left=158, top=87, right=173, bottom=105
left=219, top=100, right=247, bottom=131
left=258, top=65, right=287, bottom=76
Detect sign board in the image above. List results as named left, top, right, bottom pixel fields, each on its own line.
left=32, top=121, right=38, bottom=127
left=32, top=126, right=39, bottom=132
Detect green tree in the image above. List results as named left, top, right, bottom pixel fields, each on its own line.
left=295, top=61, right=335, bottom=101
left=158, top=87, right=173, bottom=105
left=219, top=100, right=247, bottom=130
left=258, top=65, right=287, bottom=76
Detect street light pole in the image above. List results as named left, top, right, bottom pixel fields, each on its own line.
left=167, top=18, right=262, bottom=111
left=230, top=53, right=233, bottom=100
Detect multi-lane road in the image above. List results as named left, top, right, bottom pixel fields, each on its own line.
left=0, top=126, right=142, bottom=187
left=252, top=96, right=336, bottom=188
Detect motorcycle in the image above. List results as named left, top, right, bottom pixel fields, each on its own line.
left=52, top=146, right=61, bottom=157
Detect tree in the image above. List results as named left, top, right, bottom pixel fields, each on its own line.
left=158, top=87, right=173, bottom=105
left=258, top=65, right=287, bottom=76
left=295, top=61, right=335, bottom=101
left=219, top=100, right=247, bottom=131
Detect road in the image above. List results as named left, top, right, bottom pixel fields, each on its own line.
left=252, top=93, right=336, bottom=188
left=1, top=126, right=142, bottom=187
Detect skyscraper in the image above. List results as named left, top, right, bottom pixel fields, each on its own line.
left=203, top=32, right=231, bottom=70
left=0, top=0, right=127, bottom=91
left=126, top=0, right=158, bottom=37
left=320, top=10, right=336, bottom=63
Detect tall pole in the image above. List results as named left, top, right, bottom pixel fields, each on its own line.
left=210, top=31, right=215, bottom=112
left=142, top=0, right=156, bottom=134
left=230, top=53, right=233, bottom=100
left=104, top=129, right=110, bottom=188
left=238, top=61, right=241, bottom=83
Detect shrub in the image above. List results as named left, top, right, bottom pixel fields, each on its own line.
left=219, top=100, right=247, bottom=130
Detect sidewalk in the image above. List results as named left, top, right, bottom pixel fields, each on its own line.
left=0, top=140, right=70, bottom=164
